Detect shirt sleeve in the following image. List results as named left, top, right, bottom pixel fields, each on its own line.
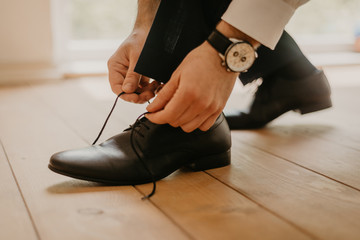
left=221, top=0, right=309, bottom=49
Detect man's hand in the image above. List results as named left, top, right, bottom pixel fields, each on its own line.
left=146, top=41, right=238, bottom=132
left=107, top=0, right=160, bottom=103
left=108, top=30, right=159, bottom=103
left=146, top=20, right=259, bottom=132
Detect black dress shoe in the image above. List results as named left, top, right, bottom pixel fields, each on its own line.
left=225, top=70, right=332, bottom=129
left=49, top=113, right=231, bottom=185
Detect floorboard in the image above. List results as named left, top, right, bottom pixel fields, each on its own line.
left=31, top=80, right=313, bottom=240
left=272, top=86, right=360, bottom=150
left=0, top=85, right=189, bottom=240
left=234, top=127, right=360, bottom=190
left=208, top=140, right=360, bottom=240
left=0, top=65, right=359, bottom=240
left=0, top=140, right=38, bottom=240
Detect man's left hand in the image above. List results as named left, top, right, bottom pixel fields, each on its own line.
left=146, top=41, right=238, bottom=133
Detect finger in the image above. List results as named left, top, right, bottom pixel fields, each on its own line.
left=120, top=92, right=150, bottom=104
left=180, top=108, right=220, bottom=133
left=146, top=76, right=195, bottom=125
left=108, top=64, right=126, bottom=95
left=148, top=80, right=161, bottom=92
left=139, top=76, right=151, bottom=88
left=170, top=97, right=211, bottom=127
left=128, top=80, right=160, bottom=103
left=122, top=61, right=141, bottom=93
left=137, top=79, right=160, bottom=95
left=147, top=93, right=193, bottom=126
left=121, top=81, right=161, bottom=104
left=120, top=93, right=141, bottom=103
left=198, top=111, right=222, bottom=132
left=137, top=82, right=160, bottom=102
left=146, top=78, right=179, bottom=113
left=110, top=82, right=123, bottom=96
left=138, top=91, right=155, bottom=103
left=146, top=101, right=192, bottom=125
left=130, top=90, right=156, bottom=104
left=155, top=83, right=164, bottom=94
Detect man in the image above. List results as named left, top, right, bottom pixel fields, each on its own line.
left=49, top=0, right=331, bottom=193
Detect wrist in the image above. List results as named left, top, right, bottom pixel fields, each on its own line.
left=202, top=41, right=238, bottom=76
left=133, top=0, right=160, bottom=30
left=216, top=20, right=260, bottom=49
left=131, top=27, right=150, bottom=37
left=206, top=23, right=258, bottom=73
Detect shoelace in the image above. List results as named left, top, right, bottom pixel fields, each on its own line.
left=92, top=92, right=156, bottom=199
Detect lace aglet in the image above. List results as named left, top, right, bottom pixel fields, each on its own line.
left=141, top=195, right=150, bottom=201
left=141, top=181, right=156, bottom=200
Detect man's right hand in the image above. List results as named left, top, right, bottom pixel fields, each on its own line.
left=108, top=29, right=160, bottom=104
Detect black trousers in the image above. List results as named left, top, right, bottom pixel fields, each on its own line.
left=135, top=0, right=308, bottom=85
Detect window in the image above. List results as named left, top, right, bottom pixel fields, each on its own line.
left=52, top=0, right=360, bottom=73
left=287, top=0, right=360, bottom=52
left=52, top=0, right=136, bottom=63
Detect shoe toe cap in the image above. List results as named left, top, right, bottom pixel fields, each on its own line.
left=48, top=147, right=112, bottom=179
left=48, top=145, right=150, bottom=184
left=49, top=149, right=87, bottom=175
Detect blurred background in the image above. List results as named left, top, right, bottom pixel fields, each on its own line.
left=0, top=0, right=359, bottom=84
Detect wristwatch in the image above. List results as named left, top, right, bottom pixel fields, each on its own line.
left=207, top=29, right=257, bottom=73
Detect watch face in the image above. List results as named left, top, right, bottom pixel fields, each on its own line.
left=225, top=42, right=256, bottom=72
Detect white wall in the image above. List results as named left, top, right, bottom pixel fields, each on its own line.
left=0, top=0, right=53, bottom=63
left=0, top=0, right=61, bottom=83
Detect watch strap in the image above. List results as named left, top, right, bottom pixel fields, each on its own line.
left=207, top=29, right=232, bottom=55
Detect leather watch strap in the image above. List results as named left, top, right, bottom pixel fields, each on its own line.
left=207, top=29, right=232, bottom=55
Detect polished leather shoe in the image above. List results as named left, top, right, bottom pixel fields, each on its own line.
left=49, top=113, right=231, bottom=185
left=225, top=70, right=332, bottom=129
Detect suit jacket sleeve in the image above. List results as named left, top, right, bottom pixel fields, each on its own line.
left=221, top=0, right=309, bottom=49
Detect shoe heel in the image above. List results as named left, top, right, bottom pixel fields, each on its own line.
left=297, top=97, right=332, bottom=115
left=187, top=150, right=231, bottom=171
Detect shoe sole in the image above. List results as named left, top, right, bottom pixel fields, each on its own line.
left=48, top=149, right=231, bottom=185
left=48, top=164, right=151, bottom=185
left=295, top=96, right=332, bottom=115
left=187, top=150, right=231, bottom=171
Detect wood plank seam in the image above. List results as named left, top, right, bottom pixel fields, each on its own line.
left=28, top=82, right=314, bottom=239
left=30, top=95, right=148, bottom=201
left=242, top=143, right=360, bottom=192
left=268, top=125, right=360, bottom=155
left=135, top=186, right=196, bottom=240
left=296, top=130, right=360, bottom=153
left=27, top=84, right=195, bottom=238
left=203, top=171, right=319, bottom=240
left=0, top=139, right=41, bottom=240
left=32, top=89, right=241, bottom=239
left=1, top=85, right=190, bottom=240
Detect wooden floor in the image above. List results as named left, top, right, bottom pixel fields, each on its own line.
left=0, top=66, right=360, bottom=240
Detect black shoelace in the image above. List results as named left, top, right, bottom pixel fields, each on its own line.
left=92, top=92, right=156, bottom=199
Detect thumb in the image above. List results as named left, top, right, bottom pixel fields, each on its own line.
left=122, top=62, right=141, bottom=93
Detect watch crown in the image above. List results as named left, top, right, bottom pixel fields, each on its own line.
left=221, top=61, right=226, bottom=67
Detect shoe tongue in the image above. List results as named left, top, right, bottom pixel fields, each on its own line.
left=135, top=114, right=152, bottom=128
left=139, top=116, right=149, bottom=122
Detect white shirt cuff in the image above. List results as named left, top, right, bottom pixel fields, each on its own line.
left=222, top=0, right=308, bottom=49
